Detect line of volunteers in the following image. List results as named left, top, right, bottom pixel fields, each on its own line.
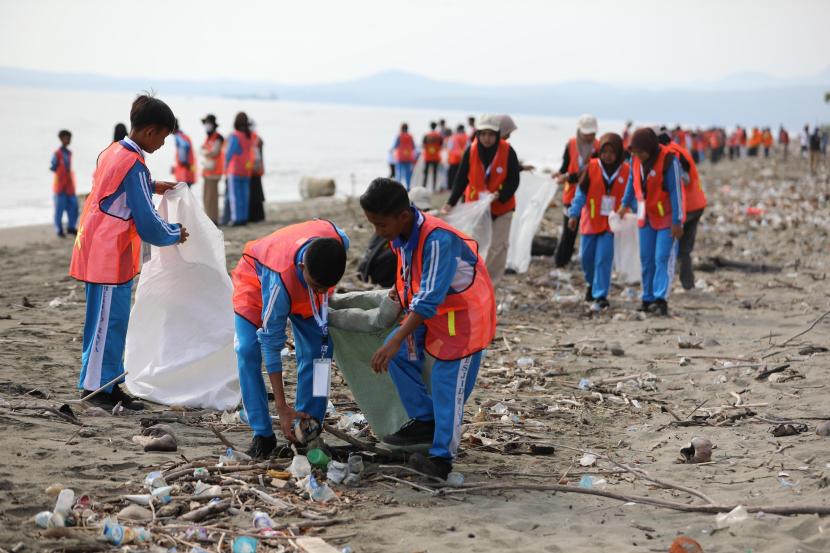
left=61, top=93, right=823, bottom=481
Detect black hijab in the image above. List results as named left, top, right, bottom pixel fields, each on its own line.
left=475, top=130, right=502, bottom=168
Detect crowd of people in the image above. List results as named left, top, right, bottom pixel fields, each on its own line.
left=54, top=91, right=827, bottom=481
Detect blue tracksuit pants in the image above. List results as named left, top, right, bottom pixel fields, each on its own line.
left=639, top=223, right=678, bottom=302
left=580, top=232, right=614, bottom=300
left=234, top=314, right=331, bottom=438
left=54, top=193, right=79, bottom=234
left=396, top=163, right=414, bottom=190
left=386, top=325, right=482, bottom=460
left=224, top=175, right=250, bottom=225
left=78, top=280, right=133, bottom=393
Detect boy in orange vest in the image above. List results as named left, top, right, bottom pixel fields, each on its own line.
left=231, top=221, right=348, bottom=458
left=50, top=129, right=78, bottom=237
left=361, top=178, right=496, bottom=480
left=70, top=94, right=188, bottom=410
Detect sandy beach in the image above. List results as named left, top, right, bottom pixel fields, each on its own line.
left=1, top=155, right=829, bottom=552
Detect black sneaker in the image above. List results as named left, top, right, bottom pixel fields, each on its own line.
left=637, top=301, right=654, bottom=312
left=590, top=297, right=610, bottom=312
left=109, top=385, right=145, bottom=411
left=67, top=228, right=78, bottom=235
left=651, top=299, right=669, bottom=316
left=409, top=452, right=452, bottom=480
left=79, top=389, right=116, bottom=410
left=246, top=434, right=277, bottom=459
left=584, top=285, right=593, bottom=302
left=382, top=419, right=435, bottom=447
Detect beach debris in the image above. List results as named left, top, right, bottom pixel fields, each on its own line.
left=816, top=421, right=830, bottom=437
left=608, top=343, right=625, bottom=356
left=233, top=536, right=259, bottom=553
left=770, top=423, right=808, bottom=437
left=307, top=448, right=331, bottom=468
left=44, top=483, right=65, bottom=497
left=668, top=536, right=704, bottom=553
left=679, top=356, right=692, bottom=366
left=132, top=433, right=177, bottom=452
left=289, top=455, right=313, bottom=478
left=578, top=453, right=597, bottom=467
left=299, top=176, right=336, bottom=199
left=715, top=505, right=748, bottom=528
left=21, top=296, right=34, bottom=308
left=446, top=472, right=465, bottom=486
left=294, top=417, right=323, bottom=444
left=677, top=335, right=703, bottom=349
left=680, top=437, right=713, bottom=463
left=326, top=460, right=348, bottom=484
left=117, top=504, right=153, bottom=522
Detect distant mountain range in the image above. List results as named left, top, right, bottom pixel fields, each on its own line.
left=2, top=65, right=828, bottom=128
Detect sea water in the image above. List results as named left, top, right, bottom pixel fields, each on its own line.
left=0, top=85, right=624, bottom=228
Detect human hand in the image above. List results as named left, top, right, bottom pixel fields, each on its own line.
left=671, top=224, right=684, bottom=239
left=567, top=218, right=578, bottom=231
left=440, top=204, right=452, bottom=215
left=555, top=173, right=567, bottom=184
left=178, top=225, right=189, bottom=244
left=617, top=206, right=630, bottom=217
left=154, top=181, right=178, bottom=194
left=371, top=338, right=401, bottom=374
left=277, top=404, right=310, bottom=443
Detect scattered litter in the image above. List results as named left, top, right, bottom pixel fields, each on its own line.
left=770, top=423, right=808, bottom=437
left=715, top=505, right=748, bottom=528
left=816, top=421, right=830, bottom=437
left=579, top=453, right=597, bottom=467
left=668, top=536, right=704, bottom=553
left=680, top=437, right=713, bottom=463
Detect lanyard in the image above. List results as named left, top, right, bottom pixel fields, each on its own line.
left=308, top=287, right=329, bottom=356
left=399, top=248, right=413, bottom=312
left=600, top=163, right=622, bottom=194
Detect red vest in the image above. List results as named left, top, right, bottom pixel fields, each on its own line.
left=231, top=220, right=343, bottom=327
left=631, top=145, right=684, bottom=230
left=69, top=142, right=144, bottom=285
left=227, top=130, right=254, bottom=177
left=564, top=137, right=599, bottom=205
left=464, top=139, right=513, bottom=216
left=201, top=132, right=225, bottom=177
left=666, top=143, right=707, bottom=213
left=423, top=131, right=443, bottom=163
left=579, top=159, right=629, bottom=235
left=395, top=214, right=496, bottom=361
left=172, top=131, right=196, bottom=184
left=251, top=131, right=264, bottom=177
left=447, top=133, right=467, bottom=165
left=395, top=133, right=416, bottom=163
left=53, top=148, right=76, bottom=195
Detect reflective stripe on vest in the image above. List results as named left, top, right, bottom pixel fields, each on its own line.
left=394, top=214, right=496, bottom=361
left=631, top=145, right=683, bottom=230
left=69, top=142, right=143, bottom=284
left=563, top=137, right=599, bottom=205
left=579, top=159, right=629, bottom=235
left=227, top=130, right=254, bottom=176
left=464, top=139, right=513, bottom=216
left=231, top=220, right=343, bottom=327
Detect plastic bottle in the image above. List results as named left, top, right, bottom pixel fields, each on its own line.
left=232, top=536, right=258, bottom=553
left=34, top=511, right=64, bottom=529
left=252, top=510, right=275, bottom=529
left=143, top=471, right=167, bottom=491
left=54, top=488, right=75, bottom=517
left=516, top=357, right=534, bottom=369
left=288, top=455, right=312, bottom=478
left=192, top=467, right=210, bottom=478
left=102, top=517, right=128, bottom=545
left=307, top=448, right=331, bottom=468
left=326, top=461, right=348, bottom=484
left=347, top=454, right=364, bottom=475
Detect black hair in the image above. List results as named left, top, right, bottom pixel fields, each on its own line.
left=429, top=121, right=437, bottom=130
left=305, top=238, right=346, bottom=288
left=234, top=112, right=250, bottom=136
left=58, top=129, right=71, bottom=139
left=401, top=122, right=409, bottom=132
left=456, top=124, right=465, bottom=132
left=359, top=177, right=410, bottom=215
left=113, top=123, right=128, bottom=142
left=439, top=119, right=446, bottom=125
left=130, top=93, right=176, bottom=132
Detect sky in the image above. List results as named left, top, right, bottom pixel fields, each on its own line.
left=1, top=0, right=828, bottom=86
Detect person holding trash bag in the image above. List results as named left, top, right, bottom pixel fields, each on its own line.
left=443, top=114, right=521, bottom=286
left=617, top=128, right=684, bottom=316
left=231, top=220, right=349, bottom=458
left=554, top=114, right=600, bottom=268
left=69, top=93, right=188, bottom=410
left=567, top=133, right=629, bottom=311
left=361, top=178, right=496, bottom=480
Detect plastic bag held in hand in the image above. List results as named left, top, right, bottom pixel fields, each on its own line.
left=506, top=173, right=558, bottom=273
left=125, top=183, right=240, bottom=410
left=609, top=211, right=641, bottom=284
left=444, top=191, right=494, bottom=259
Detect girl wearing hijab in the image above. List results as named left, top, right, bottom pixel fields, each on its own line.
left=443, top=114, right=521, bottom=286
left=618, top=128, right=684, bottom=316
left=567, top=133, right=629, bottom=311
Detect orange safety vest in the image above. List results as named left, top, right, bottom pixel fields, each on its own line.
left=748, top=131, right=762, bottom=148
left=226, top=130, right=254, bottom=177
left=579, top=159, right=629, bottom=235
left=172, top=131, right=196, bottom=184
left=761, top=131, right=773, bottom=147
left=464, top=138, right=514, bottom=216
left=631, top=145, right=684, bottom=230
left=666, top=143, right=707, bottom=213
left=394, top=214, right=496, bottom=361
left=53, top=148, right=76, bottom=195
left=231, top=220, right=343, bottom=327
left=447, top=132, right=467, bottom=165
left=778, top=130, right=789, bottom=144
left=737, top=128, right=747, bottom=146
left=395, top=132, right=416, bottom=164
left=251, top=131, right=264, bottom=177
left=69, top=142, right=144, bottom=285
left=201, top=132, right=225, bottom=177
left=563, top=137, right=599, bottom=205
left=423, top=131, right=443, bottom=163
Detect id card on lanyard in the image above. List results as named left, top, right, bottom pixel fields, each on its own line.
left=599, top=163, right=621, bottom=217
left=309, top=288, right=331, bottom=397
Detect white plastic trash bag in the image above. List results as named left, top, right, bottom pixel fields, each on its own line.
left=609, top=211, right=641, bottom=284
left=506, top=173, right=558, bottom=273
left=126, top=184, right=240, bottom=410
left=444, top=192, right=494, bottom=259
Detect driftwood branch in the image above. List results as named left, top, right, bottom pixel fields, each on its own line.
left=778, top=309, right=830, bottom=347
left=323, top=423, right=406, bottom=461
